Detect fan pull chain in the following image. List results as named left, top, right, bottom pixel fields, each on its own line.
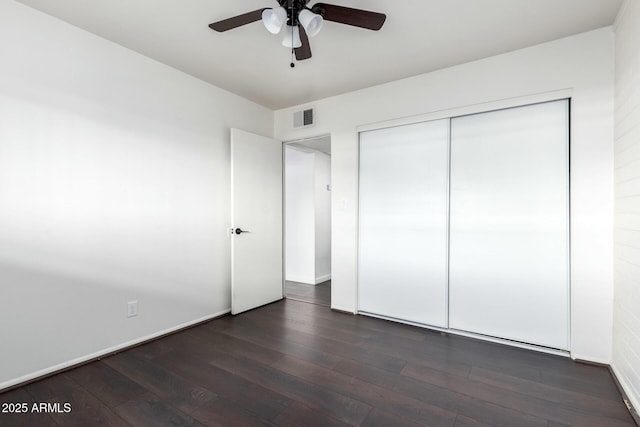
left=291, top=48, right=295, bottom=68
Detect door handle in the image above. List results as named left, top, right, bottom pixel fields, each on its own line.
left=234, top=228, right=250, bottom=235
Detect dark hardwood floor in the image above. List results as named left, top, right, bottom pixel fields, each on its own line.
left=285, top=280, right=331, bottom=306
left=0, top=299, right=636, bottom=426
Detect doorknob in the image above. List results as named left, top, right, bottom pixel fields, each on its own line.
left=234, top=228, right=249, bottom=235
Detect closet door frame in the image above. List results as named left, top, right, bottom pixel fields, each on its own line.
left=355, top=89, right=572, bottom=356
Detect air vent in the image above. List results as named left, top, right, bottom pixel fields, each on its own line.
left=293, top=107, right=315, bottom=128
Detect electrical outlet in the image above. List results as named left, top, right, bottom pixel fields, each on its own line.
left=127, top=300, right=138, bottom=317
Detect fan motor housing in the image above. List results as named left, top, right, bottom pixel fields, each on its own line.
left=278, top=0, right=314, bottom=25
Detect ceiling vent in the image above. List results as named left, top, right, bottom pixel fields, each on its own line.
left=293, top=107, right=315, bottom=128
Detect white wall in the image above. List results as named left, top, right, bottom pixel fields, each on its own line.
left=613, top=0, right=640, bottom=412
left=285, top=148, right=316, bottom=283
left=275, top=28, right=615, bottom=363
left=0, top=1, right=273, bottom=389
left=314, top=152, right=332, bottom=282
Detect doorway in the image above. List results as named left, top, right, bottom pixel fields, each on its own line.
left=283, top=136, right=332, bottom=307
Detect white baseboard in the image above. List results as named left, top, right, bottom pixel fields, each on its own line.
left=611, top=363, right=640, bottom=422
left=314, top=274, right=331, bottom=284
left=286, top=274, right=331, bottom=285
left=0, top=309, right=230, bottom=392
left=570, top=353, right=610, bottom=365
left=331, top=305, right=357, bottom=314
left=285, top=275, right=316, bottom=285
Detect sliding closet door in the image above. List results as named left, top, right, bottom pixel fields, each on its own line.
left=449, top=100, right=569, bottom=350
left=359, top=120, right=449, bottom=327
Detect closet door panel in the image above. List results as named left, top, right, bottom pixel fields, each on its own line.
left=449, top=100, right=569, bottom=349
left=359, top=120, right=449, bottom=327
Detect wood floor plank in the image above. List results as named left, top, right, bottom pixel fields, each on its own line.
left=209, top=352, right=373, bottom=426
left=337, top=316, right=549, bottom=386
left=468, top=365, right=633, bottom=420
left=362, top=335, right=474, bottom=379
left=269, top=298, right=430, bottom=343
left=114, top=393, right=203, bottom=427
left=540, top=368, right=623, bottom=401
left=152, top=349, right=291, bottom=420
left=242, top=305, right=372, bottom=345
left=185, top=326, right=285, bottom=365
left=26, top=373, right=131, bottom=426
left=220, top=314, right=408, bottom=374
left=192, top=321, right=344, bottom=371
left=271, top=354, right=457, bottom=426
left=453, top=414, right=495, bottom=427
left=273, top=401, right=352, bottom=427
left=0, top=387, right=58, bottom=427
left=360, top=408, right=426, bottom=427
left=363, top=330, right=543, bottom=383
left=126, top=335, right=176, bottom=360
left=236, top=319, right=406, bottom=373
left=189, top=396, right=278, bottom=427
left=331, top=357, right=401, bottom=389
left=401, top=362, right=636, bottom=426
left=65, top=361, right=147, bottom=408
left=103, top=351, right=216, bottom=415
left=172, top=312, right=346, bottom=375
left=339, top=313, right=429, bottom=342
left=394, top=375, right=550, bottom=427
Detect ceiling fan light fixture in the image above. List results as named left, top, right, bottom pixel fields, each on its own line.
left=210, top=3, right=387, bottom=62
left=282, top=25, right=302, bottom=48
left=298, top=9, right=323, bottom=37
left=262, top=6, right=287, bottom=34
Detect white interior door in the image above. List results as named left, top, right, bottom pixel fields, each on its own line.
left=359, top=119, right=449, bottom=327
left=449, top=100, right=570, bottom=350
left=231, top=128, right=283, bottom=315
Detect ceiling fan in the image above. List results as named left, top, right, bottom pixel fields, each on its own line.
left=209, top=1, right=386, bottom=65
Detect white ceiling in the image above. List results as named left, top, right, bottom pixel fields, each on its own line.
left=16, top=0, right=622, bottom=110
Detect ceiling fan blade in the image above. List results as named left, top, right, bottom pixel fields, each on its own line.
left=295, top=26, right=312, bottom=60
left=311, top=3, right=386, bottom=31
left=209, top=8, right=267, bottom=32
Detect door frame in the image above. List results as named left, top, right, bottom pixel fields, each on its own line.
left=282, top=134, right=333, bottom=302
